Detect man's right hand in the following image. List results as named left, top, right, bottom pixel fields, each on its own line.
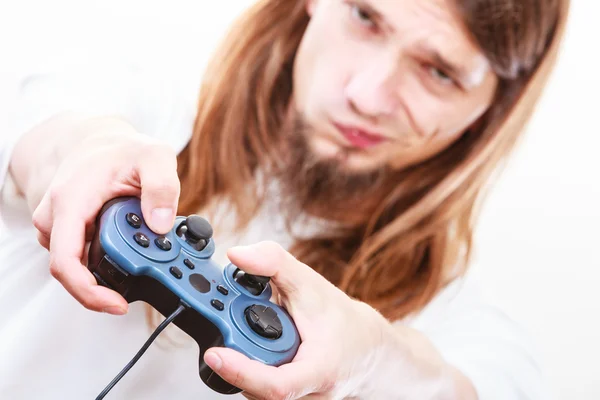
left=12, top=114, right=182, bottom=315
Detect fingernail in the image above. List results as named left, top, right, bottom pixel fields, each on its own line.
left=205, top=351, right=222, bottom=371
left=151, top=208, right=174, bottom=231
left=103, top=306, right=127, bottom=315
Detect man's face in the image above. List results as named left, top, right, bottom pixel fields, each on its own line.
left=291, top=0, right=498, bottom=173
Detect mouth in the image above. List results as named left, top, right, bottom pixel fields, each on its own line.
left=332, top=122, right=389, bottom=149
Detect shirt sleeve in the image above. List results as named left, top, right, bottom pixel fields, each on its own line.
left=0, top=59, right=199, bottom=212
left=14, top=60, right=197, bottom=152
left=405, top=274, right=549, bottom=400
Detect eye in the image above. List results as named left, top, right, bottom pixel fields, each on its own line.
left=350, top=4, right=376, bottom=30
left=427, top=65, right=456, bottom=87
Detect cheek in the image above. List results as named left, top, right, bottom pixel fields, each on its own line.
left=383, top=136, right=456, bottom=170
left=385, top=95, right=491, bottom=169
left=392, top=72, right=457, bottom=142
left=293, top=9, right=357, bottom=120
left=297, top=53, right=348, bottom=119
left=403, top=86, right=489, bottom=145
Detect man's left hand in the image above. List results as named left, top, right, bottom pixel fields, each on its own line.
left=203, top=241, right=392, bottom=399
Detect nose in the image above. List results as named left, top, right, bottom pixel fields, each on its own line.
left=344, top=61, right=399, bottom=119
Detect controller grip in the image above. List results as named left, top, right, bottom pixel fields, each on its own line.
left=160, top=301, right=241, bottom=395
left=199, top=360, right=242, bottom=395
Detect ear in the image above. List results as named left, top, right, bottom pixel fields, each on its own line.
left=306, top=0, right=318, bottom=16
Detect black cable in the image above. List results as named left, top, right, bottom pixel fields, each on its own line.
left=96, top=302, right=189, bottom=400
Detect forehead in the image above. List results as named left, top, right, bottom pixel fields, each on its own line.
left=376, top=0, right=478, bottom=52
left=373, top=0, right=471, bottom=41
left=367, top=0, right=490, bottom=82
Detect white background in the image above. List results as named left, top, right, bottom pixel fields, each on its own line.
left=0, top=1, right=598, bottom=399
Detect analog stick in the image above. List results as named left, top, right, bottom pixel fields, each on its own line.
left=233, top=269, right=270, bottom=296
left=177, top=215, right=213, bottom=251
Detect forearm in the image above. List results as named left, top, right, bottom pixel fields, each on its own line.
left=8, top=112, right=142, bottom=213
left=356, top=318, right=477, bottom=400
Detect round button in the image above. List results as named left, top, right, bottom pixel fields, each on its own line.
left=185, top=215, right=213, bottom=242
left=133, top=232, right=150, bottom=248
left=155, top=237, right=172, bottom=251
left=126, top=213, right=142, bottom=229
left=176, top=216, right=213, bottom=251
left=245, top=305, right=283, bottom=340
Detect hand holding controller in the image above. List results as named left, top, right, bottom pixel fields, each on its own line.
left=87, top=197, right=301, bottom=395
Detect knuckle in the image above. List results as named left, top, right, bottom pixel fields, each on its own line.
left=78, top=293, right=97, bottom=311
left=31, top=211, right=46, bottom=232
left=48, top=185, right=65, bottom=205
left=144, top=180, right=181, bottom=201
left=48, top=254, right=63, bottom=281
left=147, top=179, right=180, bottom=194
left=140, top=141, right=178, bottom=163
left=319, top=371, right=337, bottom=392
left=265, top=384, right=292, bottom=400
left=260, top=241, right=287, bottom=262
left=231, top=369, right=245, bottom=389
left=36, top=230, right=50, bottom=249
left=261, top=240, right=284, bottom=252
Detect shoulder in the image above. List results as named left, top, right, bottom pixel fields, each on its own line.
left=12, top=56, right=200, bottom=155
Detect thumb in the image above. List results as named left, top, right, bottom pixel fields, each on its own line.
left=227, top=241, right=315, bottom=300
left=135, top=146, right=181, bottom=234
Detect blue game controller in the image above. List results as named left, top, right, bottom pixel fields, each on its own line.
left=87, top=197, right=301, bottom=395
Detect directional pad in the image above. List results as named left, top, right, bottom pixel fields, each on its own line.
left=244, top=305, right=283, bottom=339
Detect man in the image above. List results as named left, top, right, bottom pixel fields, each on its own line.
left=1, top=0, right=568, bottom=398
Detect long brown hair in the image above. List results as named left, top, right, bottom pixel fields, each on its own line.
left=174, top=0, right=570, bottom=321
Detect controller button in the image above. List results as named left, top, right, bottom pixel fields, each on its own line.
left=154, top=237, right=172, bottom=251
left=126, top=213, right=142, bottom=229
left=133, top=232, right=150, bottom=248
left=169, top=266, right=183, bottom=279
left=217, top=285, right=229, bottom=295
left=183, top=259, right=195, bottom=270
left=210, top=299, right=225, bottom=311
left=245, top=305, right=283, bottom=339
left=189, top=273, right=211, bottom=293
left=233, top=269, right=270, bottom=296
left=177, top=216, right=213, bottom=251
left=184, top=215, right=213, bottom=242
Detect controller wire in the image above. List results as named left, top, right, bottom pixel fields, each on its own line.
left=95, top=302, right=189, bottom=400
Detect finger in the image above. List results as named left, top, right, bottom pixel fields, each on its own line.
left=85, top=221, right=97, bottom=242
left=49, top=209, right=128, bottom=314
left=269, top=284, right=281, bottom=306
left=302, top=393, right=330, bottom=400
left=204, top=347, right=328, bottom=399
left=135, top=143, right=181, bottom=234
left=227, top=241, right=318, bottom=299
left=36, top=230, right=50, bottom=250
left=31, top=190, right=53, bottom=246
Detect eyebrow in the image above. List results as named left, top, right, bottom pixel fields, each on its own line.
left=356, top=0, right=396, bottom=34
left=359, top=0, right=476, bottom=87
left=428, top=48, right=470, bottom=83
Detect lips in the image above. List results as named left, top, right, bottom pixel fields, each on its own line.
left=334, top=123, right=388, bottom=149
left=333, top=123, right=388, bottom=149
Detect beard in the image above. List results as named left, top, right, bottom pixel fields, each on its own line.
left=269, top=112, right=391, bottom=225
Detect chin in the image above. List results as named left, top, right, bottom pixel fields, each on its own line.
left=341, top=153, right=385, bottom=173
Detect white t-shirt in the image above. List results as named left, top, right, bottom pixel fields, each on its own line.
left=0, top=61, right=548, bottom=400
